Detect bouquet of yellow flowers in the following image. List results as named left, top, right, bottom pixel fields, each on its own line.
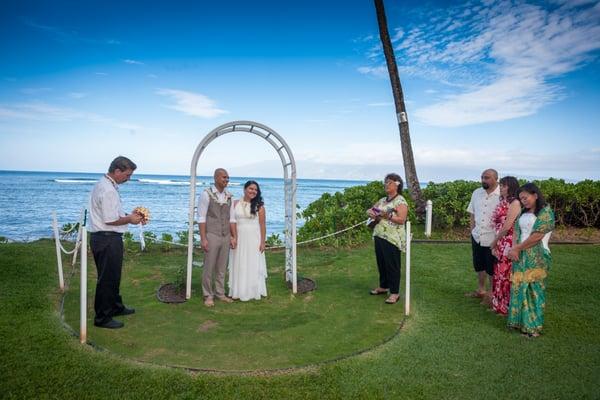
left=133, top=206, right=150, bottom=224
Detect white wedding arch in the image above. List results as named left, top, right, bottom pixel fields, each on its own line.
left=185, top=120, right=298, bottom=298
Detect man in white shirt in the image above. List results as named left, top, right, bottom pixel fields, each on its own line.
left=89, top=156, right=144, bottom=329
left=197, top=168, right=237, bottom=307
left=466, top=169, right=500, bottom=299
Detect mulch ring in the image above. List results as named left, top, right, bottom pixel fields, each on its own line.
left=157, top=283, right=187, bottom=303
left=286, top=277, right=317, bottom=294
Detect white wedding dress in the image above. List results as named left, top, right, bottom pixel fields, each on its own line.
left=228, top=200, right=268, bottom=301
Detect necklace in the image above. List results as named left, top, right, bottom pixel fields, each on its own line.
left=240, top=198, right=253, bottom=218
left=385, top=193, right=399, bottom=203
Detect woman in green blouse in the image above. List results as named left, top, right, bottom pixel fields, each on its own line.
left=367, top=173, right=408, bottom=304
left=507, top=183, right=555, bottom=337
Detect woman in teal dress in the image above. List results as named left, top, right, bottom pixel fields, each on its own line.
left=507, top=183, right=555, bottom=337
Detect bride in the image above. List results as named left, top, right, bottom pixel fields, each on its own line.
left=228, top=180, right=268, bottom=301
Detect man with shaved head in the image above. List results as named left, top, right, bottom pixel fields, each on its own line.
left=465, top=168, right=500, bottom=301
left=197, top=168, right=237, bottom=307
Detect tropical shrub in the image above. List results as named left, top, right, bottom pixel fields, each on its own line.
left=421, top=180, right=480, bottom=229
left=297, top=178, right=600, bottom=243
left=298, top=180, right=417, bottom=246
left=536, top=179, right=600, bottom=228
left=160, top=233, right=174, bottom=252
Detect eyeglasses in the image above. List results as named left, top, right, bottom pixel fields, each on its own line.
left=384, top=181, right=401, bottom=185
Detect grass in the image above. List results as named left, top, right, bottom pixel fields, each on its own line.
left=61, top=245, right=402, bottom=371
left=1, top=239, right=599, bottom=399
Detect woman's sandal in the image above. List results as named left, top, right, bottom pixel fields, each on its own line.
left=385, top=294, right=400, bottom=304
left=521, top=332, right=541, bottom=338
left=370, top=288, right=388, bottom=295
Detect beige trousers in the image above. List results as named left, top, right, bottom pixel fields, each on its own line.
left=202, top=232, right=230, bottom=298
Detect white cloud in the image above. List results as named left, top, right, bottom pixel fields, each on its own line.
left=228, top=143, right=599, bottom=181
left=123, top=59, right=145, bottom=65
left=415, top=76, right=562, bottom=126
left=0, top=102, right=141, bottom=130
left=357, top=66, right=388, bottom=78
left=391, top=28, right=404, bottom=43
left=358, top=1, right=600, bottom=127
left=156, top=88, right=228, bottom=118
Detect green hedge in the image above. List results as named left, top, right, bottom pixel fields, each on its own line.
left=298, top=181, right=417, bottom=246
left=297, top=178, right=600, bottom=244
left=537, top=178, right=600, bottom=228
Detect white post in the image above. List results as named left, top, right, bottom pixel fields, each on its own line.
left=291, top=177, right=297, bottom=294
left=52, top=211, right=65, bottom=291
left=80, top=227, right=87, bottom=344
left=185, top=173, right=197, bottom=300
left=425, top=200, right=432, bottom=238
left=72, top=208, right=85, bottom=266
left=404, top=220, right=411, bottom=316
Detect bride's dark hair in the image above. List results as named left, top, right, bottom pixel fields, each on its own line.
left=244, top=180, right=264, bottom=216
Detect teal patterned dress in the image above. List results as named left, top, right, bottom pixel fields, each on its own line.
left=507, top=206, right=555, bottom=334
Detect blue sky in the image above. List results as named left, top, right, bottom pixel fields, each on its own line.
left=1, top=0, right=599, bottom=182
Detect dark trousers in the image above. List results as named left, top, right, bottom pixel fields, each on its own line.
left=374, top=236, right=401, bottom=294
left=91, top=232, right=125, bottom=324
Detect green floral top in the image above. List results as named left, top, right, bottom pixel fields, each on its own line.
left=512, top=206, right=555, bottom=282
left=372, top=195, right=408, bottom=251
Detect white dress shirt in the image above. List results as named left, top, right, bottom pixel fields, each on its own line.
left=467, top=185, right=500, bottom=246
left=196, top=185, right=237, bottom=223
left=88, top=175, right=127, bottom=233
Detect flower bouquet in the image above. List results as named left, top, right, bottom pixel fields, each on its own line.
left=133, top=206, right=150, bottom=224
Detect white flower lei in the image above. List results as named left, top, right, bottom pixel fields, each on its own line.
left=205, top=187, right=232, bottom=205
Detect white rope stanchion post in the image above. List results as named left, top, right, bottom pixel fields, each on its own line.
left=71, top=208, right=85, bottom=266
left=404, top=220, right=411, bottom=316
left=52, top=211, right=65, bottom=291
left=425, top=200, right=432, bottom=238
left=80, top=226, right=87, bottom=344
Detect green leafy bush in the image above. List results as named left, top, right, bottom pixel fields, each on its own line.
left=421, top=180, right=480, bottom=229
left=297, top=178, right=600, bottom=243
left=298, top=180, right=417, bottom=246
left=142, top=231, right=157, bottom=251
left=123, top=232, right=135, bottom=248
left=59, top=223, right=80, bottom=240
left=160, top=233, right=174, bottom=252
left=266, top=233, right=283, bottom=247
left=536, top=179, right=600, bottom=228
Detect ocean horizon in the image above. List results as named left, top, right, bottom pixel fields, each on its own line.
left=0, top=169, right=381, bottom=242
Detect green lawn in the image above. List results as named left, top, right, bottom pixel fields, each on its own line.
left=1, top=240, right=599, bottom=399
left=61, top=245, right=403, bottom=371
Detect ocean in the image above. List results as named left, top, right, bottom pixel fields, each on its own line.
left=0, top=170, right=369, bottom=241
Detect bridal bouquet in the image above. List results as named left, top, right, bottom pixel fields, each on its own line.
left=133, top=206, right=151, bottom=224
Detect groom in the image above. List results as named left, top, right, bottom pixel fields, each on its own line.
left=197, top=168, right=236, bottom=307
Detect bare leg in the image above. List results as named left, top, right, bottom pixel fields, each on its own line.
left=478, top=271, right=487, bottom=294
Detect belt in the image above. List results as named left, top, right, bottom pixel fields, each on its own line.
left=91, top=231, right=123, bottom=236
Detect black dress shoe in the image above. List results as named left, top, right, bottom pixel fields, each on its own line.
left=113, top=307, right=135, bottom=316
left=94, top=319, right=124, bottom=329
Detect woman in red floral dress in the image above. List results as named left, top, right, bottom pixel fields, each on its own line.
left=489, top=176, right=521, bottom=315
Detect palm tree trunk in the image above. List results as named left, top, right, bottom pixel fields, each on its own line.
left=374, top=0, right=425, bottom=215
